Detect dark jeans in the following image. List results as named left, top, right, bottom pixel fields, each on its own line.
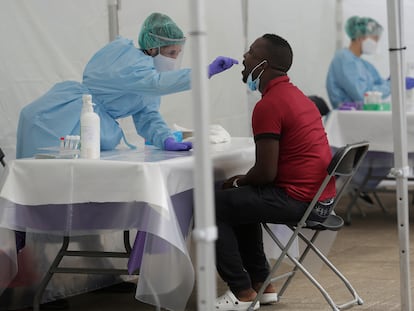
left=214, top=184, right=310, bottom=293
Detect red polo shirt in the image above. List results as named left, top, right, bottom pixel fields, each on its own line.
left=252, top=76, right=336, bottom=202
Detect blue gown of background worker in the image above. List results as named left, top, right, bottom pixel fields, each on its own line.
left=16, top=12, right=238, bottom=159
left=326, top=16, right=414, bottom=109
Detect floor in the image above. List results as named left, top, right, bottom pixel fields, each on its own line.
left=15, top=192, right=414, bottom=310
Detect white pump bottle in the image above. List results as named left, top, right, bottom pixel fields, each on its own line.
left=80, top=94, right=100, bottom=159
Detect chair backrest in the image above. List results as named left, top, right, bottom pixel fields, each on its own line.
left=330, top=141, right=369, bottom=208
left=0, top=147, right=5, bottom=167
left=300, top=141, right=369, bottom=225
left=308, top=95, right=331, bottom=116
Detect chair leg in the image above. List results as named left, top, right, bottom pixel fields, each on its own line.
left=256, top=226, right=364, bottom=310
left=262, top=228, right=341, bottom=310
left=346, top=190, right=368, bottom=225
left=345, top=191, right=359, bottom=225
left=248, top=224, right=298, bottom=310
left=295, top=231, right=364, bottom=309
left=372, top=191, right=389, bottom=214
left=278, top=230, right=321, bottom=297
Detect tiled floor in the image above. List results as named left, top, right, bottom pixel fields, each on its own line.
left=10, top=192, right=414, bottom=310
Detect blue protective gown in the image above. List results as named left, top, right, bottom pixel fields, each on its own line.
left=326, top=48, right=390, bottom=109
left=16, top=37, right=191, bottom=158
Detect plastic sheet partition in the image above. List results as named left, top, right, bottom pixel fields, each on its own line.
left=0, top=138, right=256, bottom=310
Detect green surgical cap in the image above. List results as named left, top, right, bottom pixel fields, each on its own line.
left=138, top=12, right=186, bottom=49
left=345, top=16, right=383, bottom=40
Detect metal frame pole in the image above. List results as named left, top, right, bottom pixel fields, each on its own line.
left=189, top=1, right=217, bottom=310
left=386, top=0, right=412, bottom=310
left=107, top=0, right=120, bottom=42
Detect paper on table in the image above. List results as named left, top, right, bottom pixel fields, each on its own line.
left=173, top=124, right=231, bottom=144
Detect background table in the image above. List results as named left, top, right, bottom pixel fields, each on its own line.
left=325, top=110, right=414, bottom=183
left=325, top=110, right=414, bottom=152
left=324, top=110, right=414, bottom=223
left=0, top=138, right=255, bottom=310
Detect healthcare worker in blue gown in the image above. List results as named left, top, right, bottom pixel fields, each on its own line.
left=326, top=16, right=414, bottom=207
left=16, top=12, right=238, bottom=159
left=326, top=15, right=414, bottom=109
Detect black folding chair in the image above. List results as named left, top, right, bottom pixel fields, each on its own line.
left=308, top=95, right=331, bottom=117
left=0, top=147, right=5, bottom=167
left=249, top=141, right=369, bottom=311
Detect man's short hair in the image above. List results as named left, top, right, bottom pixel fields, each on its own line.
left=262, top=34, right=293, bottom=73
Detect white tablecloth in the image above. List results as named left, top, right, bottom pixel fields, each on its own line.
left=324, top=110, right=414, bottom=190
left=325, top=110, right=414, bottom=153
left=0, top=138, right=256, bottom=310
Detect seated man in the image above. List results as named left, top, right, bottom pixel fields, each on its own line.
left=214, top=34, right=336, bottom=311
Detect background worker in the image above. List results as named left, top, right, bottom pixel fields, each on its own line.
left=326, top=15, right=414, bottom=109
left=16, top=12, right=238, bottom=158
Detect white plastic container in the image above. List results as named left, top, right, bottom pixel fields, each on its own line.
left=80, top=94, right=100, bottom=159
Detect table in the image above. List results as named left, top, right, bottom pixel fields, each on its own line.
left=324, top=110, right=414, bottom=223
left=325, top=109, right=414, bottom=179
left=325, top=110, right=414, bottom=152
left=0, top=138, right=255, bottom=311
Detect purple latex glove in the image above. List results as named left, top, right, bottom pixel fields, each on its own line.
left=208, top=56, right=239, bottom=78
left=164, top=137, right=193, bottom=151
left=406, top=77, right=414, bottom=90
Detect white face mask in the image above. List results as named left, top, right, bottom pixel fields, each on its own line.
left=153, top=53, right=178, bottom=72
left=362, top=38, right=378, bottom=55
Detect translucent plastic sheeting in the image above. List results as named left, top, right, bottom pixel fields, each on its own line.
left=0, top=139, right=339, bottom=309
left=0, top=138, right=255, bottom=310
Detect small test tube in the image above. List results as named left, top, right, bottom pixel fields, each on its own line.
left=65, top=135, right=71, bottom=149
left=68, top=135, right=74, bottom=149
left=73, top=135, right=80, bottom=150
left=60, top=137, right=65, bottom=153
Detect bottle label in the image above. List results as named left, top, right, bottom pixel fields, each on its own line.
left=81, top=125, right=100, bottom=159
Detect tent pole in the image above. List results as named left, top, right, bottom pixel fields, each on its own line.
left=241, top=0, right=249, bottom=52
left=107, top=0, right=120, bottom=42
left=386, top=0, right=412, bottom=310
left=189, top=1, right=217, bottom=310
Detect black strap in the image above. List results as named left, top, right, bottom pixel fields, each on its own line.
left=389, top=46, right=407, bottom=51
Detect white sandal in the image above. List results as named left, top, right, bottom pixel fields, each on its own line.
left=215, top=290, right=260, bottom=310
left=259, top=292, right=278, bottom=305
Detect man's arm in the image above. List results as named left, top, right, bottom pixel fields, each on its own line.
left=225, top=138, right=278, bottom=188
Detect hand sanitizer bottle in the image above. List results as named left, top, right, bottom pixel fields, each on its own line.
left=80, top=94, right=100, bottom=159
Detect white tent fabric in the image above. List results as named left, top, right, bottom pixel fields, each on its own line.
left=1, top=1, right=414, bottom=159
left=0, top=0, right=248, bottom=162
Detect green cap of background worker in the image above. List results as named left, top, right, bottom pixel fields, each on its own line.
left=138, top=12, right=186, bottom=49
left=345, top=16, right=383, bottom=40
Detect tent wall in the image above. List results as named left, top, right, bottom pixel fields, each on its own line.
left=1, top=0, right=414, bottom=161
left=248, top=0, right=337, bottom=97
left=0, top=0, right=247, bottom=160
left=0, top=0, right=108, bottom=160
